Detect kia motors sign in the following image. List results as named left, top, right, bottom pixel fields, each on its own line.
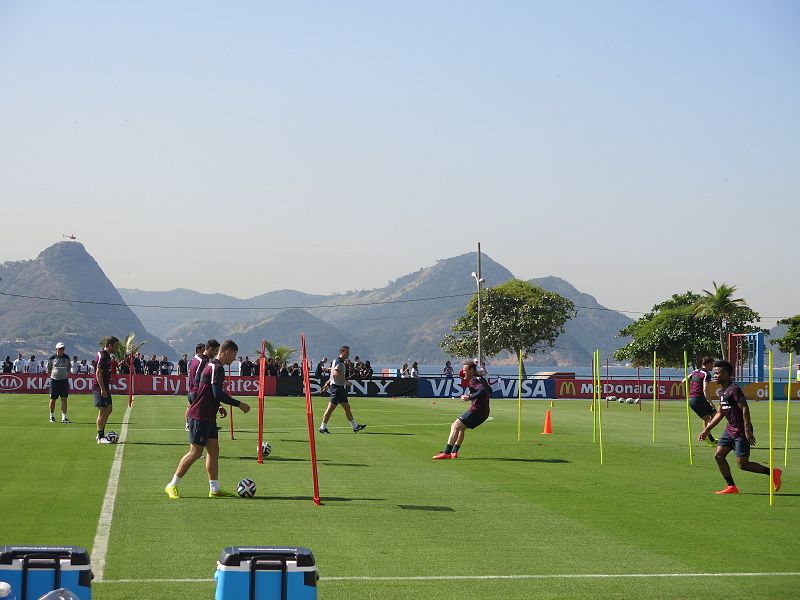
left=0, top=375, right=24, bottom=392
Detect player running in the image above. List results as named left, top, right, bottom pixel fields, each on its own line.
left=685, top=356, right=717, bottom=446
left=165, top=340, right=250, bottom=499
left=699, top=360, right=782, bottom=494
left=433, top=360, right=491, bottom=459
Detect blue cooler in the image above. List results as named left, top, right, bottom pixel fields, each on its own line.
left=0, top=546, right=92, bottom=600
left=214, top=547, right=317, bottom=600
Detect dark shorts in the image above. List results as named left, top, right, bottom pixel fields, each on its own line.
left=459, top=409, right=489, bottom=429
left=718, top=430, right=750, bottom=457
left=188, top=417, right=218, bottom=446
left=329, top=385, right=349, bottom=405
left=689, top=396, right=715, bottom=418
left=49, top=378, right=69, bottom=400
left=92, top=390, right=112, bottom=408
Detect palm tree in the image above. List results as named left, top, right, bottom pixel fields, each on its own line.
left=106, top=332, right=149, bottom=365
left=261, top=341, right=295, bottom=364
left=693, top=282, right=747, bottom=358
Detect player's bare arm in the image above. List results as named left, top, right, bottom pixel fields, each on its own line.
left=738, top=396, right=756, bottom=446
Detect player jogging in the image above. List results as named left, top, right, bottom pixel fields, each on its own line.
left=699, top=360, right=782, bottom=494
left=165, top=339, right=250, bottom=499
left=685, top=356, right=717, bottom=446
left=93, top=336, right=119, bottom=444
left=433, top=360, right=491, bottom=459
left=318, top=345, right=366, bottom=434
left=47, top=342, right=72, bottom=423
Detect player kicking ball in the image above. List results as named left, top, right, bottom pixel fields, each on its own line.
left=164, top=340, right=250, bottom=499
left=433, top=360, right=490, bottom=459
left=699, top=360, right=782, bottom=495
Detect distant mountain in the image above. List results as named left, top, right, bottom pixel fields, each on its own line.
left=120, top=252, right=633, bottom=366
left=0, top=242, right=174, bottom=360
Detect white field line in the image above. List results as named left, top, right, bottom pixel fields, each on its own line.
left=101, top=572, right=800, bottom=584
left=91, top=402, right=132, bottom=582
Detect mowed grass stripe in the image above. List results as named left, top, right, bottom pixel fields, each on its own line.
left=3, top=395, right=798, bottom=599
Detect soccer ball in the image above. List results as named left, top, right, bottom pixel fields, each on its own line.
left=258, top=441, right=271, bottom=457
left=617, top=398, right=625, bottom=403
left=607, top=395, right=617, bottom=401
left=237, top=478, right=256, bottom=498
left=626, top=398, right=634, bottom=404
left=634, top=398, right=641, bottom=404
left=105, top=431, right=119, bottom=443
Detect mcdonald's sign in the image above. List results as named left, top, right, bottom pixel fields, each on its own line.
left=559, top=380, right=577, bottom=398
left=669, top=382, right=686, bottom=398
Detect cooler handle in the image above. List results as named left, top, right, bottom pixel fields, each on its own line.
left=21, top=554, right=61, bottom=600
left=248, top=558, right=288, bottom=600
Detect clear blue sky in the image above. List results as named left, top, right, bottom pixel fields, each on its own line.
left=1, top=1, right=797, bottom=325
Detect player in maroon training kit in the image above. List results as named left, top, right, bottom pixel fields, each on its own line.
left=165, top=340, right=250, bottom=499
left=699, top=360, right=782, bottom=495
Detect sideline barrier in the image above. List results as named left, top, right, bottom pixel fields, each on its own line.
left=553, top=379, right=798, bottom=401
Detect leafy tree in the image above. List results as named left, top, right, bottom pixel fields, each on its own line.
left=773, top=316, right=800, bottom=355
left=441, top=279, right=575, bottom=359
left=693, top=282, right=749, bottom=357
left=615, top=291, right=763, bottom=368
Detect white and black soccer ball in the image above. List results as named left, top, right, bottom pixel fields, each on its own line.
left=626, top=398, right=635, bottom=404
left=258, top=441, right=271, bottom=457
left=237, top=478, right=256, bottom=498
left=105, top=431, right=119, bottom=443
left=618, top=398, right=625, bottom=403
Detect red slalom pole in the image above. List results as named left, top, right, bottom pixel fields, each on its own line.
left=228, top=364, right=235, bottom=440
left=637, top=365, right=641, bottom=411
left=301, top=333, right=321, bottom=505
left=258, top=339, right=266, bottom=464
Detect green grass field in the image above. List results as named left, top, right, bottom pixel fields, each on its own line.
left=1, top=393, right=798, bottom=599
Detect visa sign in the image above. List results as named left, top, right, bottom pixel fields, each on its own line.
left=418, top=377, right=554, bottom=399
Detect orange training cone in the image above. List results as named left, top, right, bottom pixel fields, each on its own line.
left=541, top=410, right=553, bottom=435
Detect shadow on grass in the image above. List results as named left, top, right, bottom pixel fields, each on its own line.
left=398, top=504, right=454, bottom=512
left=227, top=455, right=307, bottom=462
left=320, top=463, right=369, bottom=467
left=364, top=432, right=414, bottom=436
left=468, top=457, right=570, bottom=464
left=124, top=441, right=190, bottom=447
left=745, top=492, right=800, bottom=497
left=247, top=495, right=386, bottom=503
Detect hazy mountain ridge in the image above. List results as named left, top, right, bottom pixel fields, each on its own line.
left=121, top=252, right=635, bottom=365
left=0, top=242, right=174, bottom=360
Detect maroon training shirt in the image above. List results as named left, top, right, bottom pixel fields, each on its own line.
left=188, top=353, right=207, bottom=394
left=718, top=382, right=746, bottom=436
left=92, top=349, right=112, bottom=392
left=188, top=358, right=240, bottom=421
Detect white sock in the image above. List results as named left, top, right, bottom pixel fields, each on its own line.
left=350, top=419, right=357, bottom=428
left=169, top=475, right=181, bottom=487
left=61, top=413, right=67, bottom=420
left=320, top=423, right=328, bottom=430
left=209, top=480, right=220, bottom=493
left=50, top=413, right=55, bottom=419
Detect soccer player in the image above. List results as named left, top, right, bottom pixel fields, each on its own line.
left=433, top=360, right=491, bottom=460
left=47, top=342, right=72, bottom=423
left=699, top=360, right=782, bottom=494
left=93, top=336, right=120, bottom=443
left=318, top=345, right=366, bottom=434
left=164, top=339, right=250, bottom=499
left=685, top=356, right=717, bottom=446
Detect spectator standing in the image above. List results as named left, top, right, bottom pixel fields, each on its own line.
left=1, top=356, right=12, bottom=373
left=177, top=354, right=189, bottom=376
left=12, top=354, right=25, bottom=373
left=241, top=357, right=254, bottom=377
left=443, top=360, right=454, bottom=379
left=362, top=361, right=374, bottom=379
left=133, top=353, right=144, bottom=374
left=400, top=362, right=411, bottom=378
left=146, top=354, right=160, bottom=375
left=160, top=355, right=174, bottom=376
left=315, top=358, right=328, bottom=382
left=71, top=356, right=80, bottom=374
left=47, top=342, right=72, bottom=424
left=410, top=362, right=420, bottom=378
left=26, top=355, right=39, bottom=373
left=78, top=359, right=89, bottom=374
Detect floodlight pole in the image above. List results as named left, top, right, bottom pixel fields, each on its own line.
left=472, top=243, right=485, bottom=366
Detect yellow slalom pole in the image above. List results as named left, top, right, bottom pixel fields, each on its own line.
left=769, top=351, right=774, bottom=507
left=652, top=351, right=657, bottom=443
left=517, top=349, right=522, bottom=443
left=684, top=351, right=693, bottom=466
left=598, top=350, right=604, bottom=465
left=786, top=352, right=793, bottom=467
